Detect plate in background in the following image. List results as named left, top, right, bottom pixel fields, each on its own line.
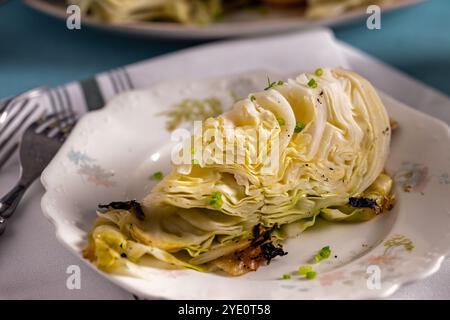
left=25, top=0, right=425, bottom=39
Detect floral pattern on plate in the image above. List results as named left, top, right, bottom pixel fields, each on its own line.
left=68, top=149, right=115, bottom=187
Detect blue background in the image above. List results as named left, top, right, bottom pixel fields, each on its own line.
left=1, top=0, right=449, bottom=98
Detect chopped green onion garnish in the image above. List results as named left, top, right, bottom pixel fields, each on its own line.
left=307, top=79, right=317, bottom=89
left=151, top=171, right=163, bottom=181
left=265, top=77, right=274, bottom=90
left=306, top=271, right=317, bottom=280
left=277, top=117, right=286, bottom=126
left=265, top=77, right=284, bottom=90
left=315, top=68, right=324, bottom=76
left=209, top=191, right=223, bottom=209
left=250, top=95, right=256, bottom=102
left=294, top=122, right=305, bottom=133
left=298, top=265, right=313, bottom=275
left=282, top=273, right=291, bottom=280
left=314, top=246, right=331, bottom=263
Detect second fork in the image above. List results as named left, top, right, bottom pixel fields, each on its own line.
left=0, top=113, right=76, bottom=235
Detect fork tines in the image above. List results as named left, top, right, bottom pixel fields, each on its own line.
left=31, top=112, right=78, bottom=139
left=0, top=87, right=48, bottom=170
left=0, top=112, right=77, bottom=171
left=0, top=105, right=44, bottom=171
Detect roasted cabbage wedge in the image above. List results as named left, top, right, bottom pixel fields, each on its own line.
left=84, top=68, right=395, bottom=276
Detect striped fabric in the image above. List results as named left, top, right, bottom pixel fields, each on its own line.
left=0, top=67, right=135, bottom=166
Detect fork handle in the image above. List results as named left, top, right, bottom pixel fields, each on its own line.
left=0, top=183, right=27, bottom=219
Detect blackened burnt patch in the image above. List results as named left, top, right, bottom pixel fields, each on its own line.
left=251, top=224, right=276, bottom=246
left=98, top=200, right=145, bottom=220
left=348, top=197, right=377, bottom=208
left=251, top=224, right=287, bottom=263
left=261, top=243, right=287, bottom=264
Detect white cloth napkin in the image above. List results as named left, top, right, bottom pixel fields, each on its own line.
left=0, top=28, right=448, bottom=300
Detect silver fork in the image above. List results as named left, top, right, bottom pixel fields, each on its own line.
left=0, top=87, right=48, bottom=170
left=0, top=113, right=76, bottom=235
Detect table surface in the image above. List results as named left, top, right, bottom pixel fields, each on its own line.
left=0, top=0, right=449, bottom=300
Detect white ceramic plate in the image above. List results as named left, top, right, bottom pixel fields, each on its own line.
left=41, top=71, right=450, bottom=299
left=25, top=0, right=424, bottom=39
